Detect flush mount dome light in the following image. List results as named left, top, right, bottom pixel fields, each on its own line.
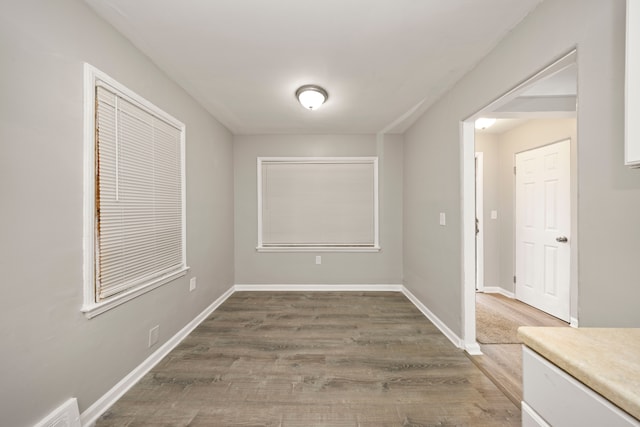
left=475, top=118, right=497, bottom=130
left=296, top=85, right=328, bottom=110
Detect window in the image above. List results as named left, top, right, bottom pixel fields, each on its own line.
left=257, top=157, right=379, bottom=252
left=82, top=64, right=187, bottom=318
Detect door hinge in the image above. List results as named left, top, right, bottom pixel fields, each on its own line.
left=513, top=275, right=516, bottom=284
left=513, top=166, right=516, bottom=175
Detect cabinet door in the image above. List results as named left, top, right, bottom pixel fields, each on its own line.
left=523, top=347, right=640, bottom=426
left=522, top=402, right=551, bottom=427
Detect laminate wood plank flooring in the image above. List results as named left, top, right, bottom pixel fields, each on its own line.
left=469, top=292, right=569, bottom=406
left=97, top=292, right=520, bottom=426
left=476, top=293, right=568, bottom=331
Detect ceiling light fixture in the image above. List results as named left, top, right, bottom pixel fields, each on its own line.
left=296, top=85, right=328, bottom=110
left=475, top=118, right=497, bottom=130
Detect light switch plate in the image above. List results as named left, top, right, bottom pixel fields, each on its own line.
left=439, top=212, right=446, bottom=226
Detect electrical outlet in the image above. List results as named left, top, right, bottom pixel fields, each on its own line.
left=148, top=325, right=159, bottom=348
left=189, top=277, right=197, bottom=292
left=491, top=210, right=498, bottom=219
left=315, top=256, right=322, bottom=265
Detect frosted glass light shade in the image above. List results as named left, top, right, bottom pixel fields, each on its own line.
left=296, top=85, right=328, bottom=110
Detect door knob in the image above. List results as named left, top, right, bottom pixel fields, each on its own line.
left=556, top=236, right=568, bottom=243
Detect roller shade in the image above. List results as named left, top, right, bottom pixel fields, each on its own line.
left=259, top=158, right=378, bottom=249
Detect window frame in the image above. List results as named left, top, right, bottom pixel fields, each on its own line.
left=256, top=156, right=380, bottom=253
left=82, top=64, right=188, bottom=318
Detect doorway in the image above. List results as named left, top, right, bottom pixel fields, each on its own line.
left=461, top=50, right=579, bottom=355
left=470, top=129, right=574, bottom=404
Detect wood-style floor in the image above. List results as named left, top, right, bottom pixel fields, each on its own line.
left=469, top=292, right=569, bottom=406
left=97, top=292, right=520, bottom=426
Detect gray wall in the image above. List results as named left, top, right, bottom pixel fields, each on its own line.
left=474, top=133, right=501, bottom=290
left=234, top=134, right=403, bottom=285
left=0, top=1, right=234, bottom=426
left=404, top=0, right=640, bottom=337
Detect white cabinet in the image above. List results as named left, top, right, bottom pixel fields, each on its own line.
left=626, top=0, right=640, bottom=166
left=521, top=346, right=640, bottom=427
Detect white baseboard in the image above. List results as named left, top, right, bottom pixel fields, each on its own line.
left=80, top=283, right=464, bottom=425
left=570, top=317, right=579, bottom=328
left=234, top=284, right=463, bottom=350
left=465, top=342, right=483, bottom=355
left=234, top=284, right=404, bottom=292
left=79, top=286, right=235, bottom=427
left=400, top=287, right=463, bottom=349
left=35, top=398, right=81, bottom=427
left=482, top=286, right=516, bottom=299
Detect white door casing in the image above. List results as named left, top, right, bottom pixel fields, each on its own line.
left=515, top=139, right=570, bottom=321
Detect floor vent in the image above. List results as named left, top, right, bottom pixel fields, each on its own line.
left=34, top=398, right=81, bottom=427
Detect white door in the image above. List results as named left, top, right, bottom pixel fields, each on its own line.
left=515, top=139, right=570, bottom=321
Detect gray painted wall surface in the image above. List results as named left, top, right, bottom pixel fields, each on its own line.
left=404, top=0, right=640, bottom=337
left=474, top=133, right=500, bottom=291
left=0, top=1, right=234, bottom=426
left=234, top=134, right=403, bottom=285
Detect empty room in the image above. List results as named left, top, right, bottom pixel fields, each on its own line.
left=1, top=0, right=639, bottom=426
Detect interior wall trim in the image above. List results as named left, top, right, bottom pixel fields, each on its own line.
left=482, top=287, right=516, bottom=299
left=79, top=285, right=235, bottom=427
left=233, top=284, right=404, bottom=292
left=237, top=284, right=464, bottom=350
left=570, top=317, right=579, bottom=328
left=400, top=286, right=465, bottom=351
left=80, top=283, right=464, bottom=425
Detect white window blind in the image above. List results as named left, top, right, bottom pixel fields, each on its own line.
left=94, top=83, right=186, bottom=301
left=258, top=158, right=379, bottom=251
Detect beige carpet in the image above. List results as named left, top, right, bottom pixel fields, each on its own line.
left=476, top=298, right=522, bottom=344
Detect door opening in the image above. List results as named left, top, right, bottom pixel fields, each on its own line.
left=461, top=49, right=578, bottom=353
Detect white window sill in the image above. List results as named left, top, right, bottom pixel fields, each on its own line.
left=256, top=246, right=381, bottom=253
left=81, top=266, right=189, bottom=319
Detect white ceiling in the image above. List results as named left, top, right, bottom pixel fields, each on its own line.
left=477, top=62, right=577, bottom=135
left=85, top=0, right=543, bottom=135
left=477, top=118, right=528, bottom=135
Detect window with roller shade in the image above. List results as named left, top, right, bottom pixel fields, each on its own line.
left=257, top=157, right=379, bottom=252
left=82, top=65, right=187, bottom=317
